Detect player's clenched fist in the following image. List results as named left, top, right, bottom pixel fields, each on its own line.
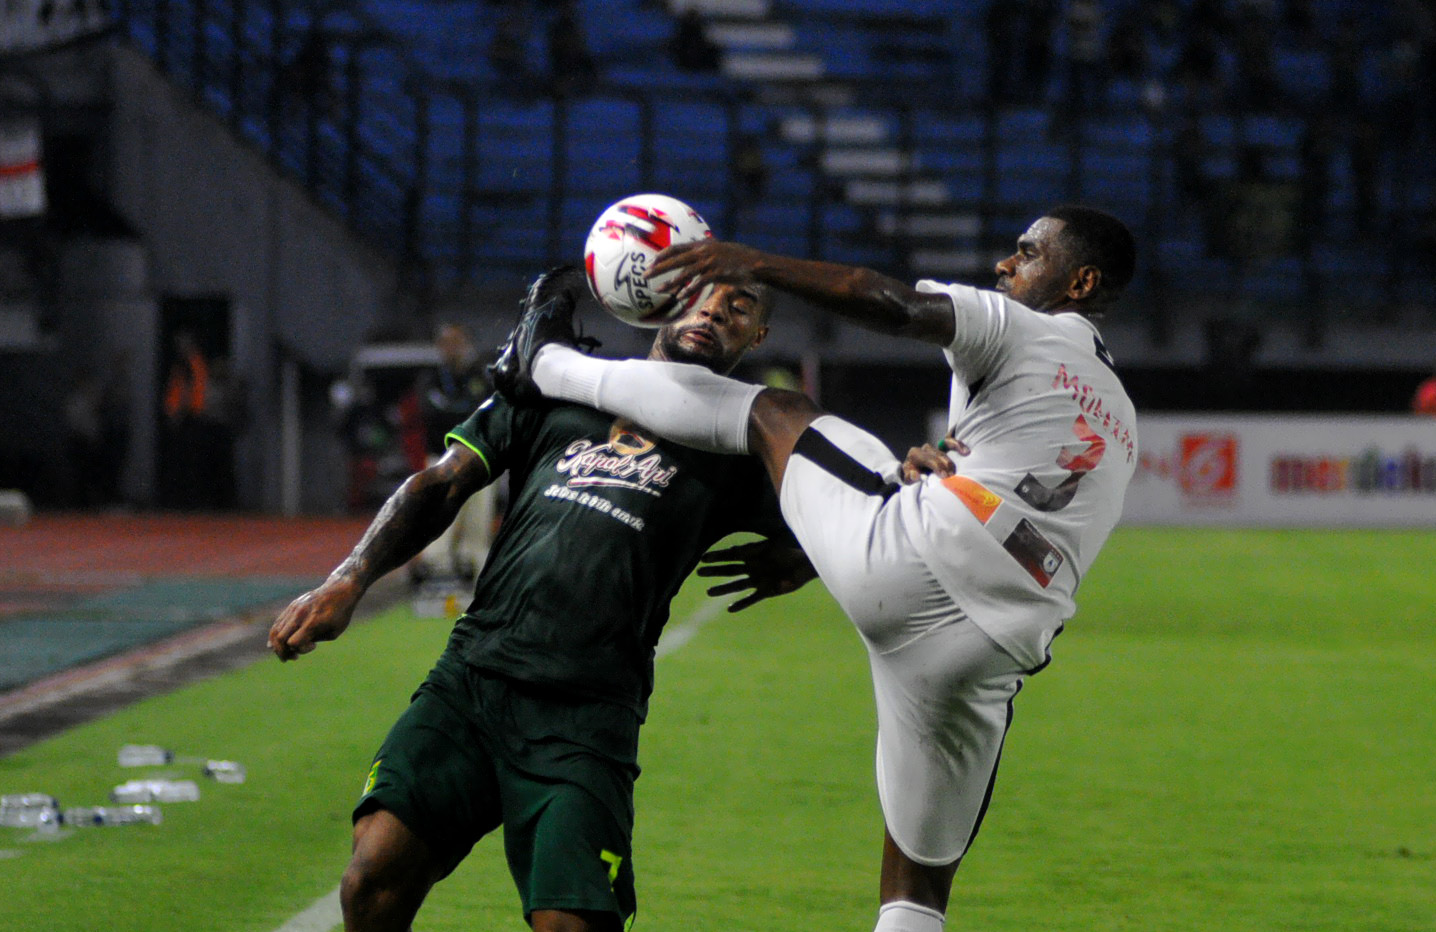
left=268, top=577, right=362, bottom=661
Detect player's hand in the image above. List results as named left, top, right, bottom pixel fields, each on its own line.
left=901, top=438, right=969, bottom=483
left=698, top=539, right=817, bottom=613
left=268, top=577, right=363, bottom=662
left=651, top=240, right=761, bottom=303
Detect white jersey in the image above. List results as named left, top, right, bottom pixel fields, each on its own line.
left=897, top=281, right=1138, bottom=669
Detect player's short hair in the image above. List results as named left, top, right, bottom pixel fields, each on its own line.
left=1043, top=205, right=1137, bottom=303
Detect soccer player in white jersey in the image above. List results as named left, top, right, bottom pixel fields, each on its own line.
left=492, top=204, right=1138, bottom=932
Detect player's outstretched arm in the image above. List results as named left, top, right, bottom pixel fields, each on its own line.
left=651, top=240, right=956, bottom=346
left=697, top=539, right=817, bottom=613
left=268, top=445, right=489, bottom=661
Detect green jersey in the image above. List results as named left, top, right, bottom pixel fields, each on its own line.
left=445, top=392, right=788, bottom=718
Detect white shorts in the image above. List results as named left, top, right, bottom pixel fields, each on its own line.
left=780, top=415, right=1028, bottom=865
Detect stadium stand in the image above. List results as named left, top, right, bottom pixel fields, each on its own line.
left=95, top=0, right=1430, bottom=344
left=74, top=0, right=1436, bottom=342
left=4, top=0, right=1434, bottom=520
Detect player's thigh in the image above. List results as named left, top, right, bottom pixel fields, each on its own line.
left=493, top=684, right=640, bottom=927
left=868, top=619, right=1026, bottom=866
left=501, top=769, right=637, bottom=928
left=779, top=415, right=938, bottom=643
left=354, top=651, right=504, bottom=880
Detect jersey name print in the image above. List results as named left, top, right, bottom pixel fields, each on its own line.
left=1051, top=363, right=1135, bottom=463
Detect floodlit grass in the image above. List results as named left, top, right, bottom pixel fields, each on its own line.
left=2, top=528, right=1433, bottom=931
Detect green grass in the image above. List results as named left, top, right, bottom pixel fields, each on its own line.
left=2, top=528, right=1434, bottom=931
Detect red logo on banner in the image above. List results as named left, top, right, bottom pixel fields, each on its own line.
left=1178, top=433, right=1238, bottom=496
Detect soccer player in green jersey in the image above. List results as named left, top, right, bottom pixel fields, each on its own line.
left=268, top=267, right=812, bottom=932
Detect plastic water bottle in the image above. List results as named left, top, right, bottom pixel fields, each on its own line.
left=1, top=807, right=39, bottom=828
left=0, top=795, right=60, bottom=828
left=118, top=744, right=174, bottom=767
left=203, top=760, right=246, bottom=784
left=63, top=805, right=163, bottom=826
left=33, top=805, right=61, bottom=836
left=110, top=779, right=200, bottom=803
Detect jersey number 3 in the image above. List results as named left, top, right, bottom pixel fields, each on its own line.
left=1014, top=415, right=1106, bottom=512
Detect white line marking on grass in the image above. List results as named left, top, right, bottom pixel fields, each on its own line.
left=268, top=598, right=726, bottom=932
left=656, top=597, right=727, bottom=657
left=271, top=888, right=342, bottom=932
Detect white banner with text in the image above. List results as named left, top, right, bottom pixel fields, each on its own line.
left=1124, top=414, right=1436, bottom=527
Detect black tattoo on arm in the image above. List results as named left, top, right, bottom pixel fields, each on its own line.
left=330, top=449, right=487, bottom=590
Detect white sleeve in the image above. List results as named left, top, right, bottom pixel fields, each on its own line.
left=915, top=280, right=1012, bottom=382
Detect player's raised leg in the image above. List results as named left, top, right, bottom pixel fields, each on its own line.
left=531, top=342, right=819, bottom=490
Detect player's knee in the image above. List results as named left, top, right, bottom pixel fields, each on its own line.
left=530, top=908, right=623, bottom=932
left=750, top=387, right=820, bottom=443
left=340, top=848, right=430, bottom=931
left=343, top=809, right=437, bottom=912
left=339, top=855, right=377, bottom=915
left=753, top=386, right=819, bottom=420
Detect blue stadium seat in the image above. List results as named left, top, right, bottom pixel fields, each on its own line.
left=1273, top=48, right=1329, bottom=104
left=1242, top=114, right=1304, bottom=150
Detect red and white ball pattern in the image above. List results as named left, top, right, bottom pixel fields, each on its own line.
left=583, top=193, right=715, bottom=327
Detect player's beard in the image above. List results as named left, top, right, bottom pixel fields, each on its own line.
left=656, top=323, right=738, bottom=373
left=998, top=275, right=1068, bottom=313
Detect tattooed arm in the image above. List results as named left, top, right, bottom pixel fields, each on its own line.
left=268, top=444, right=490, bottom=661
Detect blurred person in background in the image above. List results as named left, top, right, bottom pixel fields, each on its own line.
left=410, top=321, right=495, bottom=584
left=547, top=0, right=596, bottom=97
left=985, top=0, right=1060, bottom=106
left=504, top=206, right=1138, bottom=932
left=63, top=353, right=131, bottom=509
left=488, top=6, right=530, bottom=89
left=197, top=355, right=245, bottom=510
left=671, top=7, right=721, bottom=72
left=417, top=322, right=490, bottom=465
left=1021, top=0, right=1059, bottom=104
left=278, top=22, right=339, bottom=120
left=268, top=266, right=811, bottom=932
left=159, top=329, right=211, bottom=510
left=1061, top=0, right=1108, bottom=113
left=984, top=0, right=1023, bottom=104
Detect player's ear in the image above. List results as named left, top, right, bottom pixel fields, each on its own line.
left=748, top=324, right=769, bottom=349
left=1068, top=265, right=1101, bottom=302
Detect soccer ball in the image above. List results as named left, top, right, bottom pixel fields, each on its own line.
left=583, top=193, right=715, bottom=327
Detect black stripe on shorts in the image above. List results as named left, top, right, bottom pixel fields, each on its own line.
left=793, top=426, right=899, bottom=501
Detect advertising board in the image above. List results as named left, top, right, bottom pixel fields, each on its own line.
left=1125, top=415, right=1436, bottom=526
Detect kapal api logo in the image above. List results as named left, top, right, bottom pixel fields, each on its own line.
left=554, top=419, right=677, bottom=495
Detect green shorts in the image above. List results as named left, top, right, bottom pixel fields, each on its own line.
left=355, top=649, right=641, bottom=926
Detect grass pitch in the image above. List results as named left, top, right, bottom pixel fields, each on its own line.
left=1, top=528, right=1433, bottom=931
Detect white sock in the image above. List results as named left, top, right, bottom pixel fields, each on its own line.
left=873, top=901, right=945, bottom=932
left=531, top=345, right=761, bottom=454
